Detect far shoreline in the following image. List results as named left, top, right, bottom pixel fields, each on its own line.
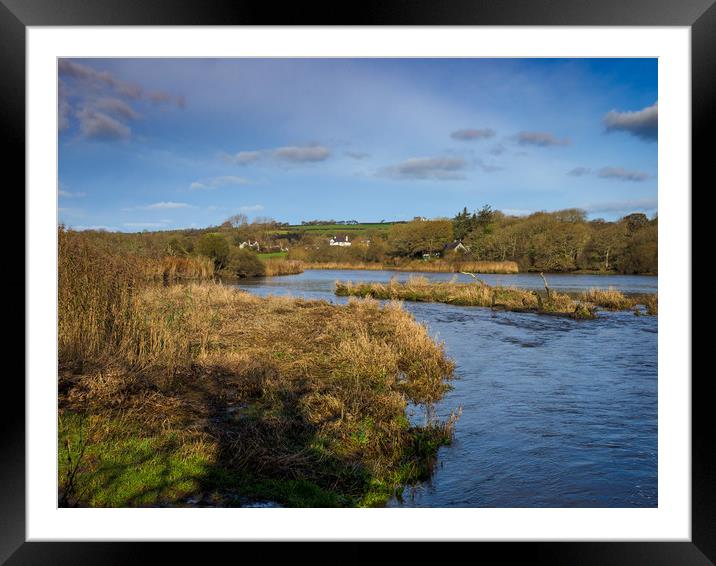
left=298, top=261, right=657, bottom=277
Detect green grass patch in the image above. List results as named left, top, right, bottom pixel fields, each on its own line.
left=59, top=413, right=211, bottom=507
left=59, top=412, right=343, bottom=508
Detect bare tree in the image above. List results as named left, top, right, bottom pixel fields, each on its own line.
left=226, top=213, right=248, bottom=228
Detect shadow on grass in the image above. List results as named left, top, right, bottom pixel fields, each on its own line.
left=60, top=373, right=388, bottom=508
left=59, top=353, right=453, bottom=508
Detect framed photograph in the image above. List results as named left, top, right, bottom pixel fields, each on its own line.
left=8, top=0, right=709, bottom=562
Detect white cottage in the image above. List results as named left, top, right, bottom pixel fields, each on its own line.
left=238, top=240, right=260, bottom=251
left=443, top=241, right=470, bottom=254
left=329, top=235, right=352, bottom=247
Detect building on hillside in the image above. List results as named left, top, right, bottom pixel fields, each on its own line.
left=329, top=235, right=352, bottom=247
left=239, top=240, right=260, bottom=251
left=264, top=244, right=289, bottom=253
left=443, top=241, right=470, bottom=255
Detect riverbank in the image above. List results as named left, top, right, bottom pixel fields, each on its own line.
left=262, top=258, right=304, bottom=276
left=232, top=268, right=659, bottom=507
left=59, top=231, right=456, bottom=507
left=303, top=260, right=519, bottom=274
left=335, top=277, right=657, bottom=319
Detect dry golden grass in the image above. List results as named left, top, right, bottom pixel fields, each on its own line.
left=263, top=259, right=305, bottom=277
left=59, top=229, right=144, bottom=366
left=336, top=276, right=595, bottom=319
left=580, top=287, right=658, bottom=315
left=123, top=283, right=454, bottom=401
left=151, top=256, right=215, bottom=280
left=403, top=260, right=519, bottom=274
left=640, top=293, right=658, bottom=315
left=58, top=229, right=214, bottom=368
left=304, top=260, right=519, bottom=274
left=305, top=262, right=386, bottom=271
left=59, top=229, right=456, bottom=507
left=580, top=287, right=634, bottom=310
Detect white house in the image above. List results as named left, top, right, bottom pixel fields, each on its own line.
left=329, top=235, right=352, bottom=247
left=443, top=241, right=470, bottom=254
left=239, top=240, right=260, bottom=251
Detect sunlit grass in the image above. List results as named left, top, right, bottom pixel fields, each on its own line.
left=304, top=260, right=519, bottom=274
left=59, top=229, right=457, bottom=507
left=336, top=276, right=596, bottom=319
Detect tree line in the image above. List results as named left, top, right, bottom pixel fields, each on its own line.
left=450, top=206, right=657, bottom=274
left=63, top=205, right=657, bottom=275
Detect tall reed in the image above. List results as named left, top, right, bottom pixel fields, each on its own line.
left=335, top=276, right=594, bottom=319
left=58, top=229, right=214, bottom=369
left=580, top=287, right=658, bottom=315
left=304, top=260, right=519, bottom=274
left=151, top=256, right=215, bottom=281
left=58, top=229, right=145, bottom=367
left=263, top=259, right=304, bottom=277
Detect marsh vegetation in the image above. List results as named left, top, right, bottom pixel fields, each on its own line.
left=58, top=228, right=456, bottom=507
left=304, top=260, right=518, bottom=274
left=335, top=276, right=657, bottom=319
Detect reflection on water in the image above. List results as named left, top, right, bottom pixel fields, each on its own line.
left=232, top=270, right=657, bottom=508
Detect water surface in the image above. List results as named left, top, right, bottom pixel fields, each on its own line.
left=232, top=269, right=657, bottom=507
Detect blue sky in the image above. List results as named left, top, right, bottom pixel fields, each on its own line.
left=58, top=58, right=657, bottom=232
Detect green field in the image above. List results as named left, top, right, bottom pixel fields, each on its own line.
left=257, top=251, right=288, bottom=259
left=275, top=222, right=399, bottom=236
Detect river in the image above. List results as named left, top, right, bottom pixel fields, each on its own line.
left=232, top=269, right=658, bottom=508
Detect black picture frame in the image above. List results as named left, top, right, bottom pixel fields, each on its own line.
left=6, top=0, right=709, bottom=562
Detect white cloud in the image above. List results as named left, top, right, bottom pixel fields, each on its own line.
left=379, top=156, right=468, bottom=180
left=274, top=145, right=330, bottom=162
left=58, top=59, right=184, bottom=140
left=450, top=128, right=496, bottom=141
left=604, top=102, right=657, bottom=141
left=227, top=144, right=331, bottom=166
left=345, top=151, right=370, bottom=160
left=94, top=97, right=140, bottom=121
left=597, top=167, right=650, bottom=182
left=568, top=167, right=591, bottom=177
left=227, top=151, right=262, bottom=165
left=76, top=108, right=131, bottom=141
left=516, top=131, right=570, bottom=147
left=145, top=201, right=193, bottom=209
left=189, top=176, right=250, bottom=190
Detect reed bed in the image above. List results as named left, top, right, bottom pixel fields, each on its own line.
left=305, top=262, right=386, bottom=271
left=59, top=229, right=145, bottom=366
left=580, top=287, right=658, bottom=315
left=639, top=293, right=658, bottom=316
left=59, top=230, right=456, bottom=507
left=336, top=276, right=595, bottom=319
left=335, top=278, right=658, bottom=318
left=402, top=260, right=519, bottom=274
left=262, top=259, right=305, bottom=277
left=304, top=260, right=519, bottom=274
left=58, top=229, right=215, bottom=368
left=151, top=256, right=215, bottom=281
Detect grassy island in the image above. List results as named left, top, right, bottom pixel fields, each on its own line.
left=335, top=276, right=657, bottom=319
